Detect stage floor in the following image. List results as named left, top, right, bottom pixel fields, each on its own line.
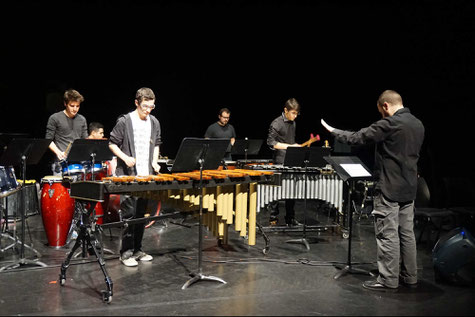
left=0, top=201, right=473, bottom=316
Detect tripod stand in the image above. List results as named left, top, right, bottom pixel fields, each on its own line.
left=59, top=201, right=113, bottom=303
left=63, top=139, right=114, bottom=255
left=171, top=138, right=230, bottom=289
left=0, top=138, right=50, bottom=271
left=323, top=156, right=374, bottom=279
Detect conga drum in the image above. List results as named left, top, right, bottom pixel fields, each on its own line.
left=40, top=176, right=75, bottom=248
left=61, top=162, right=86, bottom=180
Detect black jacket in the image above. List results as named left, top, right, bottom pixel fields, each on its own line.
left=331, top=108, right=424, bottom=202
left=109, top=112, right=162, bottom=176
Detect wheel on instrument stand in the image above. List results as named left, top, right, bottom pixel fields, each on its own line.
left=262, top=246, right=270, bottom=255
left=342, top=231, right=349, bottom=239
left=102, top=291, right=112, bottom=303
left=145, top=201, right=162, bottom=229
left=59, top=265, right=67, bottom=286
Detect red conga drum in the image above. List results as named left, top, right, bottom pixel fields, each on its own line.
left=40, top=176, right=75, bottom=248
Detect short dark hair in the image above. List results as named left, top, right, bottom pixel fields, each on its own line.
left=378, top=90, right=403, bottom=106
left=89, top=122, right=104, bottom=134
left=219, top=108, right=230, bottom=116
left=64, top=89, right=84, bottom=104
left=135, top=87, right=155, bottom=104
left=284, top=98, right=300, bottom=113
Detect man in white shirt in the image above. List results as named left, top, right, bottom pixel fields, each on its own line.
left=109, top=87, right=162, bottom=267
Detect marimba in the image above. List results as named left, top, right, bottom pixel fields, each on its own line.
left=69, top=169, right=277, bottom=246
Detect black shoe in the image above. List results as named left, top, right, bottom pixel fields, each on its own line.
left=363, top=279, right=398, bottom=292
left=286, top=218, right=302, bottom=227
left=399, top=279, right=418, bottom=289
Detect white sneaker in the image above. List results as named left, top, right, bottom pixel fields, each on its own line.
left=134, top=251, right=153, bottom=262
left=120, top=256, right=138, bottom=267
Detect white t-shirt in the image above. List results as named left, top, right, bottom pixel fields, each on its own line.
left=130, top=111, right=151, bottom=176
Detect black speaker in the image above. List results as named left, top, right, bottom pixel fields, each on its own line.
left=432, top=227, right=475, bottom=286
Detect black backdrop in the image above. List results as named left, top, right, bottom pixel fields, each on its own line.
left=1, top=0, right=474, bottom=207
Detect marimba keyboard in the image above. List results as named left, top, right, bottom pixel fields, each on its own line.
left=69, top=169, right=277, bottom=246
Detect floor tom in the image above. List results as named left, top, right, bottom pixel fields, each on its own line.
left=0, top=166, right=19, bottom=197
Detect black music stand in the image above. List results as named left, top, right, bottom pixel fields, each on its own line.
left=0, top=133, right=29, bottom=157
left=172, top=138, right=230, bottom=289
left=231, top=138, right=263, bottom=162
left=0, top=138, right=50, bottom=271
left=323, top=156, right=374, bottom=279
left=67, top=139, right=114, bottom=181
left=283, top=147, right=329, bottom=250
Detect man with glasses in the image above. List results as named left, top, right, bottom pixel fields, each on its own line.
left=204, top=108, right=236, bottom=161
left=109, top=87, right=161, bottom=267
left=266, top=98, right=302, bottom=227
left=45, top=89, right=88, bottom=175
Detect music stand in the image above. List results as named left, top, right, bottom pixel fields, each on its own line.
left=0, top=138, right=51, bottom=271
left=172, top=138, right=229, bottom=289
left=0, top=133, right=29, bottom=157
left=282, top=147, right=328, bottom=250
left=231, top=138, right=263, bottom=162
left=323, top=156, right=374, bottom=279
left=67, top=139, right=113, bottom=181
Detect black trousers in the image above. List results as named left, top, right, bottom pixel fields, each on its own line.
left=119, top=196, right=150, bottom=256
left=269, top=199, right=296, bottom=222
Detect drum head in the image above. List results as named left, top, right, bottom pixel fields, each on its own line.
left=41, top=175, right=63, bottom=183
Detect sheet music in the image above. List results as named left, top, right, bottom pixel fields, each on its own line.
left=340, top=164, right=371, bottom=177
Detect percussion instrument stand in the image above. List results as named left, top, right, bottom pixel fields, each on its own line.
left=0, top=192, right=21, bottom=253
left=333, top=180, right=373, bottom=279
left=256, top=221, right=271, bottom=254
left=60, top=201, right=113, bottom=303
left=182, top=156, right=227, bottom=289
left=285, top=159, right=321, bottom=251
left=0, top=155, right=46, bottom=271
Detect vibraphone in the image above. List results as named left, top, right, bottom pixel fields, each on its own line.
left=69, top=169, right=277, bottom=246
left=243, top=164, right=344, bottom=214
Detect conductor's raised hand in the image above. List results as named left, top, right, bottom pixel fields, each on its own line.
left=321, top=119, right=335, bottom=133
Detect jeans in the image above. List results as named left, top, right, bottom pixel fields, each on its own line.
left=372, top=192, right=418, bottom=288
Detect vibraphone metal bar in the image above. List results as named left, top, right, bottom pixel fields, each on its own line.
left=242, top=164, right=344, bottom=214
left=69, top=169, right=277, bottom=246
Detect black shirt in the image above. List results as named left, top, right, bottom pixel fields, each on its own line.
left=204, top=122, right=236, bottom=156
left=331, top=108, right=425, bottom=202
left=267, top=112, right=296, bottom=164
